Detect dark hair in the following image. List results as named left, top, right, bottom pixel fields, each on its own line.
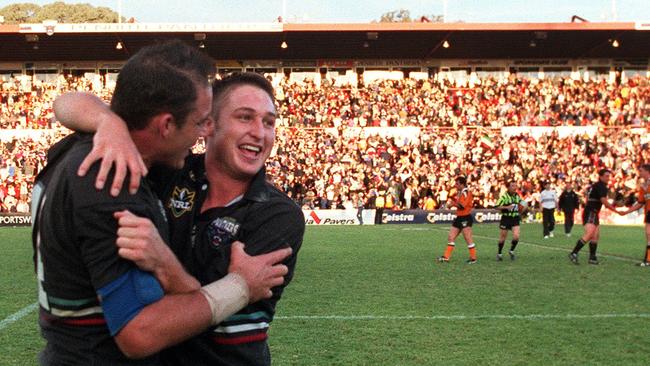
left=111, top=40, right=215, bottom=131
left=212, top=72, right=275, bottom=118
left=456, top=176, right=467, bottom=185
left=598, top=168, right=612, bottom=177
left=640, top=164, right=650, bottom=173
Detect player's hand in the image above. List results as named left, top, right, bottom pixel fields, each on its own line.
left=78, top=114, right=147, bottom=197
left=114, top=210, right=173, bottom=273
left=228, top=242, right=291, bottom=303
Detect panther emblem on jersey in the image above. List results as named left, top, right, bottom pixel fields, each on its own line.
left=206, top=217, right=241, bottom=249
left=168, top=187, right=196, bottom=218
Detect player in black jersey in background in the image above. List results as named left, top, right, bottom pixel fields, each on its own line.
left=568, top=169, right=624, bottom=265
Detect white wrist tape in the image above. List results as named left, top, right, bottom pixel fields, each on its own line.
left=200, top=273, right=250, bottom=325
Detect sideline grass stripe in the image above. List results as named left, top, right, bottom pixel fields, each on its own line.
left=0, top=303, right=38, bottom=331
left=276, top=313, right=650, bottom=321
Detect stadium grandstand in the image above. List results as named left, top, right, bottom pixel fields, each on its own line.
left=0, top=21, right=648, bottom=224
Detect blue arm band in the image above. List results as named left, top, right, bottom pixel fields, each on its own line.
left=97, top=268, right=164, bottom=336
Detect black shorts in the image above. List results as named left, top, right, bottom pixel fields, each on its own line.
left=645, top=211, right=650, bottom=224
left=452, top=215, right=473, bottom=229
left=582, top=210, right=600, bottom=226
left=499, top=216, right=520, bottom=230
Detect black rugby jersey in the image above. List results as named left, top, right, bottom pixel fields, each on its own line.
left=34, top=134, right=168, bottom=366
left=150, top=154, right=304, bottom=366
left=585, top=181, right=608, bottom=212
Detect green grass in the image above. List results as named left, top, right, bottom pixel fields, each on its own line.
left=2, top=224, right=649, bottom=365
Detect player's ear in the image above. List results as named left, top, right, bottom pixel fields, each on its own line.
left=153, top=113, right=176, bottom=138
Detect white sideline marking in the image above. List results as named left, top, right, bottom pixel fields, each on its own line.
left=276, top=313, right=650, bottom=321
left=422, top=227, right=637, bottom=263
left=0, top=302, right=38, bottom=331
left=3, top=305, right=648, bottom=332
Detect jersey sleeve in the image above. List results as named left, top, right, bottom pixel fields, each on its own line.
left=206, top=198, right=305, bottom=349
left=495, top=195, right=506, bottom=207
left=97, top=268, right=164, bottom=335
left=241, top=200, right=305, bottom=303
left=71, top=161, right=167, bottom=291
left=71, top=178, right=167, bottom=335
left=74, top=200, right=150, bottom=289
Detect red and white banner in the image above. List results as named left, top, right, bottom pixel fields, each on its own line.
left=302, top=210, right=375, bottom=225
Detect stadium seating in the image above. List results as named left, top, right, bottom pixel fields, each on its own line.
left=1, top=74, right=648, bottom=213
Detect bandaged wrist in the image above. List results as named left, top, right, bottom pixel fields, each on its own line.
left=199, top=273, right=250, bottom=325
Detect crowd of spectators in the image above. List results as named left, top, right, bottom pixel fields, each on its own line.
left=0, top=131, right=68, bottom=213
left=276, top=74, right=649, bottom=128
left=1, top=74, right=112, bottom=129
left=1, top=73, right=649, bottom=214
left=267, top=126, right=649, bottom=211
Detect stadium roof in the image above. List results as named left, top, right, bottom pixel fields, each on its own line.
left=0, top=21, right=648, bottom=62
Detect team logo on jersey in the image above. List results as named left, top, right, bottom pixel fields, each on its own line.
left=168, top=187, right=196, bottom=218
left=206, top=217, right=241, bottom=249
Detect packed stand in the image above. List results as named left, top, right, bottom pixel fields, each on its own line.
left=276, top=75, right=649, bottom=128
left=1, top=75, right=112, bottom=129
left=267, top=127, right=649, bottom=211
left=1, top=73, right=649, bottom=214
left=0, top=131, right=69, bottom=213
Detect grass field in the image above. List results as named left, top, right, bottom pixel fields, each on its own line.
left=1, top=223, right=649, bottom=365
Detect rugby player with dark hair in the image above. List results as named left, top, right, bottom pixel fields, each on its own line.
left=37, top=42, right=291, bottom=365
left=568, top=169, right=624, bottom=265
left=54, top=72, right=304, bottom=365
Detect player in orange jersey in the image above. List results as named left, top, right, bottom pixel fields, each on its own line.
left=437, top=176, right=478, bottom=264
left=620, top=164, right=650, bottom=266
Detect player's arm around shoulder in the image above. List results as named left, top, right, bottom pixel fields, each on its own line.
left=75, top=172, right=295, bottom=359
left=70, top=197, right=213, bottom=358
left=110, top=205, right=293, bottom=358
left=114, top=209, right=200, bottom=294
left=113, top=285, right=214, bottom=358
left=110, top=240, right=291, bottom=359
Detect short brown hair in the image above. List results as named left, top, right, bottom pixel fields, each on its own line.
left=212, top=72, right=275, bottom=119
